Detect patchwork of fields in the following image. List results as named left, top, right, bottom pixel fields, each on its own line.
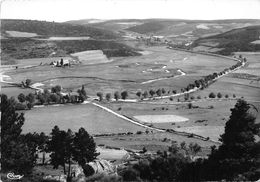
left=2, top=18, right=260, bottom=181
left=3, top=46, right=235, bottom=98
left=2, top=42, right=259, bottom=154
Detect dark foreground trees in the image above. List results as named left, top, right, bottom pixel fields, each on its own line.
left=47, top=126, right=99, bottom=180
left=179, top=99, right=260, bottom=181
left=210, top=99, right=260, bottom=180
left=124, top=99, right=259, bottom=181
left=1, top=94, right=35, bottom=174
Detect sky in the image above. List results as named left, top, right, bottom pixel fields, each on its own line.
left=1, top=0, right=260, bottom=22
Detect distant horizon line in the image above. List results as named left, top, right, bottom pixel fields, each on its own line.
left=2, top=17, right=260, bottom=23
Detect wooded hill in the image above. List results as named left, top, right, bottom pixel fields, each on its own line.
left=191, top=25, right=260, bottom=55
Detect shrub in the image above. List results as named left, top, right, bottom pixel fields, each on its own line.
left=188, top=103, right=193, bottom=109
left=233, top=94, right=236, bottom=98
left=161, top=88, right=166, bottom=94
left=142, top=91, right=148, bottom=98
left=162, top=138, right=168, bottom=142
left=50, top=93, right=60, bottom=103
left=184, top=93, right=189, bottom=101
left=114, top=91, right=120, bottom=101
left=136, top=131, right=142, bottom=134
left=156, top=89, right=162, bottom=96
left=197, top=95, right=201, bottom=99
left=142, top=147, right=147, bottom=153
left=225, top=94, right=229, bottom=98
left=25, top=79, right=32, bottom=87
left=149, top=89, right=155, bottom=97
left=209, top=92, right=216, bottom=98
left=209, top=105, right=214, bottom=109
left=190, top=96, right=195, bottom=100
left=18, top=93, right=26, bottom=103
left=188, top=133, right=194, bottom=138
left=52, top=85, right=62, bottom=93
left=97, top=92, right=103, bottom=101
left=217, top=92, right=222, bottom=98
left=121, top=91, right=128, bottom=100
left=169, top=97, right=174, bottom=101
left=105, top=93, right=111, bottom=101
left=136, top=91, right=142, bottom=98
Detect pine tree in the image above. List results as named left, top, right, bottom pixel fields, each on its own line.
left=1, top=94, right=35, bottom=174
left=72, top=128, right=99, bottom=167
left=47, top=126, right=99, bottom=180
left=208, top=99, right=260, bottom=180
left=47, top=126, right=67, bottom=173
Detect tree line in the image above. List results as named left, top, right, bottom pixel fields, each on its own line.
left=15, top=85, right=87, bottom=110
left=1, top=94, right=98, bottom=182
left=96, top=56, right=246, bottom=102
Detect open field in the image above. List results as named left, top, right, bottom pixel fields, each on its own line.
left=3, top=46, right=236, bottom=98
left=102, top=97, right=259, bottom=141
left=2, top=56, right=72, bottom=66
left=22, top=103, right=146, bottom=134
left=95, top=132, right=218, bottom=155
left=134, top=115, right=189, bottom=123
left=1, top=85, right=35, bottom=98
left=71, top=50, right=110, bottom=64
left=6, top=30, right=39, bottom=37
left=37, top=36, right=90, bottom=41
left=174, top=125, right=224, bottom=141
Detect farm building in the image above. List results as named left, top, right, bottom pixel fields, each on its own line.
left=50, top=58, right=80, bottom=67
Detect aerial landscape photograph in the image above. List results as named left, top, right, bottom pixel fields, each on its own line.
left=0, top=0, right=260, bottom=181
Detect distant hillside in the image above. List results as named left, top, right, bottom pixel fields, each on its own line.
left=66, top=19, right=146, bottom=33
left=125, top=19, right=260, bottom=39
left=1, top=19, right=119, bottom=39
left=126, top=20, right=169, bottom=34
left=55, top=40, right=141, bottom=58
left=191, top=25, right=260, bottom=55
left=1, top=38, right=141, bottom=64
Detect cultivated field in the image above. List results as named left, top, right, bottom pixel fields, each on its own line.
left=37, top=36, right=90, bottom=41
left=1, top=85, right=35, bottom=98
left=22, top=103, right=146, bottom=134
left=95, top=131, right=218, bottom=155
left=134, top=115, right=189, bottom=123
left=4, top=57, right=72, bottom=67
left=3, top=46, right=236, bottom=98
left=6, top=30, right=39, bottom=37
left=3, top=45, right=258, bottom=147
left=71, top=50, right=110, bottom=65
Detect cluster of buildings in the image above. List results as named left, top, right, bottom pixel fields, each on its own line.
left=50, top=58, right=80, bottom=67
